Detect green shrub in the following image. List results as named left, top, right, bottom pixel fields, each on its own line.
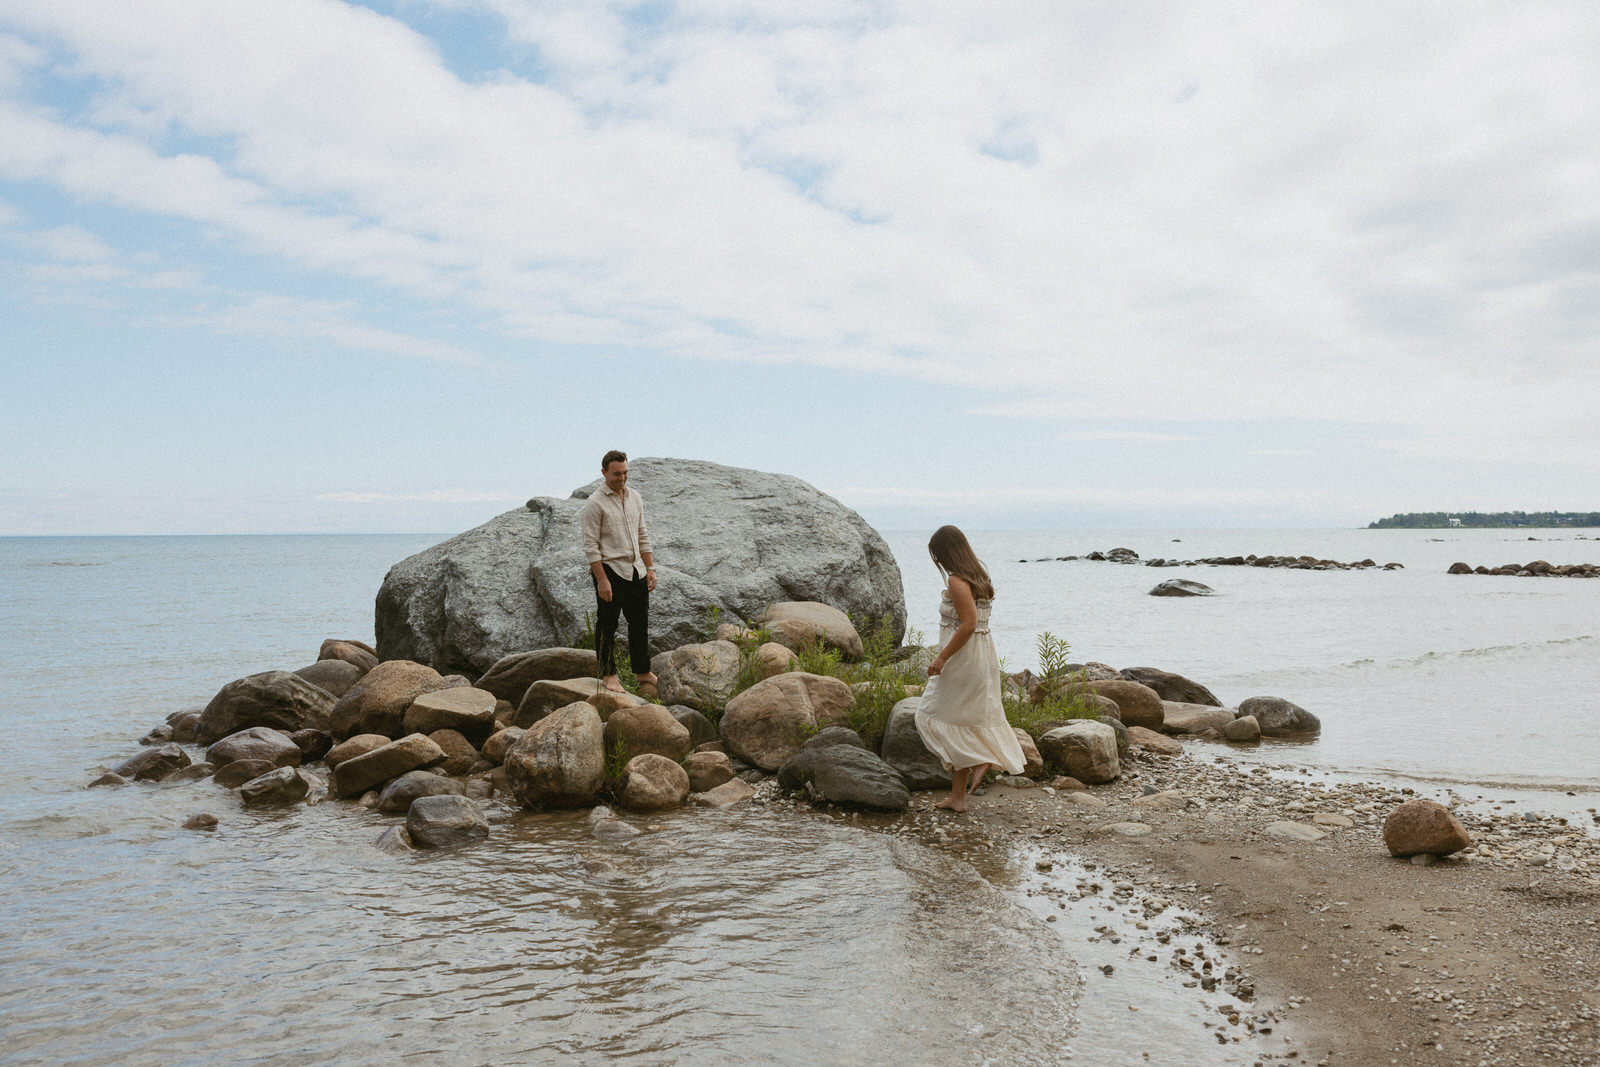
left=1004, top=631, right=1102, bottom=738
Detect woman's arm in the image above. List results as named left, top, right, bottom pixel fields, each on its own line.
left=927, top=575, right=978, bottom=676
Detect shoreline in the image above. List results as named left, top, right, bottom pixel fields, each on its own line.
left=793, top=747, right=1600, bottom=1066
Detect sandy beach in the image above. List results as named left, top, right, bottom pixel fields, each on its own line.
left=791, top=747, right=1600, bottom=1066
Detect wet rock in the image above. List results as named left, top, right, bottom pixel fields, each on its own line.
left=1037, top=721, right=1120, bottom=784
left=168, top=711, right=203, bottom=743
left=504, top=701, right=606, bottom=809
left=650, top=639, right=742, bottom=711
left=721, top=672, right=855, bottom=770
left=113, top=743, right=191, bottom=782
left=428, top=729, right=479, bottom=776
left=289, top=729, right=333, bottom=761
left=692, top=778, right=757, bottom=808
left=1149, top=579, right=1215, bottom=597
left=207, top=726, right=303, bottom=769
left=805, top=746, right=910, bottom=812
left=403, top=686, right=497, bottom=740
left=375, top=825, right=415, bottom=853
left=755, top=642, right=797, bottom=679
left=480, top=727, right=524, bottom=765
left=1222, top=715, right=1262, bottom=743
left=614, top=753, right=691, bottom=812
left=1160, top=702, right=1238, bottom=735
left=182, top=813, right=218, bottom=830
left=879, top=697, right=951, bottom=790
left=164, top=762, right=215, bottom=783
left=757, top=602, right=864, bottom=660
left=198, top=671, right=336, bottom=744
left=1383, top=799, right=1471, bottom=858
left=292, top=658, right=364, bottom=699
left=1117, top=667, right=1222, bottom=706
left=376, top=769, right=464, bottom=813
left=592, top=816, right=643, bottom=842
left=374, top=458, right=905, bottom=673
left=140, top=724, right=174, bottom=745
left=604, top=703, right=693, bottom=764
left=1129, top=726, right=1182, bottom=756
left=669, top=706, right=718, bottom=749
left=684, top=750, right=734, bottom=792
left=88, top=772, right=127, bottom=788
left=406, top=794, right=490, bottom=848
left=474, top=647, right=599, bottom=704
left=215, top=759, right=274, bottom=788
left=329, top=660, right=448, bottom=739
left=776, top=727, right=869, bottom=789
left=516, top=677, right=604, bottom=727
left=324, top=733, right=391, bottom=769
left=1237, top=696, right=1321, bottom=737
left=330, top=733, right=447, bottom=798
left=238, top=766, right=311, bottom=806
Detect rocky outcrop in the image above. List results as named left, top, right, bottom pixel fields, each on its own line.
left=328, top=661, right=449, bottom=739
left=720, top=672, right=854, bottom=770
left=1117, top=667, right=1221, bottom=706
left=649, top=640, right=741, bottom=711
left=504, top=702, right=606, bottom=809
left=1237, top=696, right=1321, bottom=737
left=757, top=602, right=864, bottom=660
left=406, top=794, right=489, bottom=848
left=1448, top=559, right=1599, bottom=578
left=1383, top=799, right=1471, bottom=858
left=614, top=754, right=691, bottom=812
left=878, top=697, right=950, bottom=790
left=474, top=647, right=598, bottom=704
left=374, top=458, right=905, bottom=675
left=1037, top=721, right=1119, bottom=784
left=198, top=671, right=337, bottom=744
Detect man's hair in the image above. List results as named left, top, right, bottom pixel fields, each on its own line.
left=601, top=449, right=627, bottom=470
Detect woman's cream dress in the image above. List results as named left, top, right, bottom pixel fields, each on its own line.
left=913, top=590, right=1025, bottom=774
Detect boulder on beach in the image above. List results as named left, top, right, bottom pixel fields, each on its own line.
left=754, top=642, right=797, bottom=679
left=757, top=602, right=865, bottom=660
left=329, top=660, right=451, bottom=739
left=603, top=703, right=692, bottom=763
left=198, top=671, right=337, bottom=744
left=1383, top=799, right=1471, bottom=858
left=649, top=640, right=742, bottom=712
left=1237, top=696, right=1321, bottom=737
left=373, top=458, right=906, bottom=675
left=684, top=750, right=734, bottom=792
left=474, top=647, right=598, bottom=704
left=504, top=701, right=606, bottom=809
left=330, top=733, right=446, bottom=798
left=319, top=639, right=378, bottom=673
left=516, top=677, right=603, bottom=726
left=376, top=769, right=465, bottom=813
left=805, top=746, right=910, bottom=812
left=1117, top=667, right=1221, bottom=707
left=1059, top=679, right=1164, bottom=731
left=207, top=727, right=303, bottom=770
left=721, top=671, right=855, bottom=771
left=1159, top=701, right=1238, bottom=735
left=1128, top=726, right=1182, bottom=756
left=1223, top=715, right=1262, bottom=742
left=215, top=758, right=274, bottom=788
left=1037, top=721, right=1119, bottom=784
left=614, top=753, right=691, bottom=812
left=325, top=733, right=390, bottom=769
left=1014, top=728, right=1044, bottom=776
left=293, top=659, right=364, bottom=699
left=777, top=727, right=869, bottom=790
left=403, top=686, right=497, bottom=740
left=238, top=766, right=312, bottom=806
left=1149, top=579, right=1215, bottom=597
left=406, top=794, right=489, bottom=849
left=878, top=697, right=951, bottom=790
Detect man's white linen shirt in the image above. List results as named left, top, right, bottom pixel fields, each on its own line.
left=580, top=484, right=652, bottom=578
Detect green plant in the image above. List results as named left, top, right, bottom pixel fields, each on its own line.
left=572, top=610, right=597, bottom=651
left=602, top=735, right=630, bottom=786
left=1004, top=631, right=1102, bottom=738
left=698, top=602, right=725, bottom=640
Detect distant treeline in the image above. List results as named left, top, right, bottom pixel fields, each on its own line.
left=1368, top=511, right=1600, bottom=529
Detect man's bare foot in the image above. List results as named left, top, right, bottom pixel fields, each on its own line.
left=601, top=676, right=626, bottom=693
left=636, top=672, right=658, bottom=687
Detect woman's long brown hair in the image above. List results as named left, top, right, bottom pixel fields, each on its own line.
left=928, top=525, right=995, bottom=601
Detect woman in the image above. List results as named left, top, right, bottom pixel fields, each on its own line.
left=913, top=525, right=1025, bottom=812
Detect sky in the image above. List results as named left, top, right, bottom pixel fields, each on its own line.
left=2, top=1, right=1598, bottom=535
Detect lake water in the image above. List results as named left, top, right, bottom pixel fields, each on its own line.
left=2, top=528, right=1596, bottom=1065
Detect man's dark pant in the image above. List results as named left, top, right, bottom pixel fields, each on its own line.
left=594, top=564, right=651, bottom=676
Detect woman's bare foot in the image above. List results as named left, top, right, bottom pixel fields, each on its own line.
left=933, top=796, right=967, bottom=813
left=966, top=764, right=990, bottom=796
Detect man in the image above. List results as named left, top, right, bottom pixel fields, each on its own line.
left=579, top=450, right=659, bottom=694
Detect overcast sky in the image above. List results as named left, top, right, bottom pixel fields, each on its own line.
left=3, top=1, right=1598, bottom=534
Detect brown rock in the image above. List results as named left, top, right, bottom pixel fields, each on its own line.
left=182, top=813, right=218, bottom=830
left=403, top=686, right=497, bottom=739
left=164, top=763, right=215, bottom=783
left=1117, top=667, right=1221, bottom=706
left=1013, top=728, right=1044, bottom=776
left=207, top=727, right=303, bottom=769
left=1062, top=680, right=1164, bottom=730
left=691, top=778, right=757, bottom=808
left=587, top=688, right=647, bottom=722
left=614, top=753, right=690, bottom=812
left=649, top=640, right=743, bottom=711
left=239, top=766, right=312, bottom=806
left=474, top=647, right=599, bottom=703
left=758, top=602, right=864, bottom=659
left=1222, top=715, right=1261, bottom=742
left=289, top=729, right=333, bottom=761
left=1048, top=776, right=1087, bottom=791
left=198, top=671, right=337, bottom=744
left=88, top=772, right=127, bottom=788
left=516, top=677, right=603, bottom=726
left=215, top=759, right=274, bottom=788
left=604, top=704, right=692, bottom=763
left=504, top=701, right=606, bottom=809
left=293, top=658, right=364, bottom=699
left=168, top=711, right=203, bottom=743
left=1159, top=701, right=1238, bottom=735
left=330, top=733, right=447, bottom=798
left=720, top=672, right=855, bottom=770
left=480, top=727, right=524, bottom=765
left=324, top=733, right=391, bottom=769
left=755, top=642, right=797, bottom=679
left=428, top=729, right=480, bottom=775
left=1383, top=799, right=1471, bottom=858
left=684, top=750, right=735, bottom=792
left=1128, top=725, right=1182, bottom=756
left=329, top=660, right=449, bottom=739
left=112, top=744, right=191, bottom=781
left=318, top=639, right=378, bottom=673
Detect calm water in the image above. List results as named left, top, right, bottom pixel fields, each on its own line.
left=2, top=529, right=1597, bottom=1064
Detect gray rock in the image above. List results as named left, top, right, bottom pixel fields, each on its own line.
left=403, top=686, right=497, bottom=739
left=691, top=778, right=757, bottom=808
left=207, top=726, right=303, bottom=769
left=88, top=772, right=128, bottom=788
left=649, top=640, right=742, bottom=711
left=806, top=746, right=910, bottom=812
left=376, top=769, right=464, bottom=813
left=1149, top=579, right=1215, bottom=597
left=1265, top=821, right=1327, bottom=842
left=879, top=697, right=952, bottom=790
left=140, top=724, right=174, bottom=745
left=214, top=759, right=274, bottom=788
left=181, top=813, right=218, bottom=830
left=238, top=766, right=311, bottom=806
left=293, top=658, right=364, bottom=699
left=1159, top=701, right=1238, bottom=735
left=197, top=671, right=336, bottom=744
left=374, top=458, right=906, bottom=675
left=474, top=647, right=598, bottom=703
left=1037, top=721, right=1120, bottom=784
left=1222, top=715, right=1261, bottom=742
left=375, top=825, right=416, bottom=853
left=406, top=794, right=490, bottom=848
left=1237, top=696, right=1321, bottom=737
left=164, top=762, right=216, bottom=783
left=515, top=677, right=603, bottom=726
left=1117, top=667, right=1222, bottom=706
left=669, top=706, right=718, bottom=749
left=112, top=744, right=191, bottom=781
left=428, top=729, right=479, bottom=776
left=776, top=727, right=869, bottom=790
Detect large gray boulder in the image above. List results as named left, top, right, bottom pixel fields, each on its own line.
left=879, top=697, right=951, bottom=790
left=805, top=746, right=910, bottom=812
left=374, top=458, right=906, bottom=675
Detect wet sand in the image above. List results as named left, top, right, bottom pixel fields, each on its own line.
left=806, top=749, right=1600, bottom=1065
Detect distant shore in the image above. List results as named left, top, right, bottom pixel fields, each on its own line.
left=1368, top=512, right=1600, bottom=529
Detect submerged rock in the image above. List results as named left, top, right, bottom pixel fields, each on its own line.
left=375, top=770, right=464, bottom=813
left=238, top=766, right=311, bottom=806
left=1237, top=696, right=1320, bottom=737
left=1149, top=579, right=1215, bottom=597
left=112, top=744, right=190, bottom=782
